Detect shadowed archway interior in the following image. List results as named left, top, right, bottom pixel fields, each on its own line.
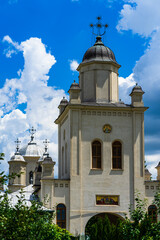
left=85, top=212, right=124, bottom=238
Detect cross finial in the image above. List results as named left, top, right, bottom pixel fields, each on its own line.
left=15, top=138, right=21, bottom=153
left=29, top=126, right=36, bottom=142
left=90, top=16, right=108, bottom=37
left=43, top=139, right=50, bottom=154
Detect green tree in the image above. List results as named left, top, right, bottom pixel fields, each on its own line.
left=85, top=214, right=117, bottom=240
left=153, top=187, right=160, bottom=214
left=85, top=194, right=160, bottom=240
left=0, top=155, right=72, bottom=240
left=117, top=194, right=160, bottom=240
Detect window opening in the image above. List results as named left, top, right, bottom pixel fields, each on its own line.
left=148, top=205, right=157, bottom=223
left=112, top=141, right=122, bottom=169
left=29, top=171, right=33, bottom=184
left=92, top=141, right=101, bottom=169
left=56, top=204, right=66, bottom=228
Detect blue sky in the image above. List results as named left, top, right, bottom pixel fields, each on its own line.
left=0, top=0, right=160, bottom=179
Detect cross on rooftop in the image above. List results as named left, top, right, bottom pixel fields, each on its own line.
left=29, top=126, right=36, bottom=141
left=43, top=139, right=50, bottom=153
left=15, top=138, right=21, bottom=153
left=90, top=16, right=108, bottom=37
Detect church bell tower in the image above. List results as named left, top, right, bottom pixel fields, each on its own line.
left=55, top=17, right=148, bottom=234
left=78, top=35, right=120, bottom=103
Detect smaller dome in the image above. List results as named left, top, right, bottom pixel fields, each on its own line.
left=130, top=83, right=144, bottom=94
left=42, top=153, right=55, bottom=164
left=70, top=80, right=80, bottom=89
left=19, top=143, right=44, bottom=157
left=10, top=153, right=25, bottom=162
left=60, top=97, right=68, bottom=105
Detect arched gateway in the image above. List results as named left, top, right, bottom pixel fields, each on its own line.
left=85, top=213, right=124, bottom=238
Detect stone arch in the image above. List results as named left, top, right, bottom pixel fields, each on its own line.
left=148, top=205, right=157, bottom=223
left=84, top=212, right=125, bottom=236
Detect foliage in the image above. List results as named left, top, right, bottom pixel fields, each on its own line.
left=85, top=194, right=160, bottom=240
left=0, top=156, right=72, bottom=240
left=153, top=187, right=160, bottom=214
left=85, top=215, right=117, bottom=240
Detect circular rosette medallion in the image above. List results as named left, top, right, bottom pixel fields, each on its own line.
left=103, top=124, right=112, bottom=133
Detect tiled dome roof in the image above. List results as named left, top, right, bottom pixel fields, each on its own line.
left=82, top=36, right=117, bottom=64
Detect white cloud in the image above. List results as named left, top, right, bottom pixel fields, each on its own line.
left=0, top=36, right=66, bottom=178
left=117, top=0, right=160, bottom=177
left=119, top=73, right=135, bottom=103
left=145, top=154, right=160, bottom=180
left=3, top=36, right=21, bottom=58
left=5, top=49, right=17, bottom=58
left=17, top=92, right=27, bottom=104
left=69, top=59, right=79, bottom=71
left=117, top=0, right=160, bottom=37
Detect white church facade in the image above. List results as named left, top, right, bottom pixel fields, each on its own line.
left=8, top=32, right=160, bottom=235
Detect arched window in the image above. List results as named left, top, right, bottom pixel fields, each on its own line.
left=112, top=141, right=122, bottom=169
left=56, top=204, right=66, bottom=228
left=148, top=205, right=157, bottom=223
left=92, top=140, right=101, bottom=169
left=29, top=171, right=33, bottom=184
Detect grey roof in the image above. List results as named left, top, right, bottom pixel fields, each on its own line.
left=42, top=155, right=55, bottom=164
left=80, top=101, right=130, bottom=108
left=38, top=152, right=49, bottom=162
left=69, top=80, right=80, bottom=90
left=10, top=153, right=25, bottom=162
left=60, top=97, right=68, bottom=105
left=19, top=142, right=44, bottom=157
left=0, top=185, right=52, bottom=211
left=156, top=161, right=160, bottom=168
left=130, top=84, right=144, bottom=95
left=82, top=36, right=118, bottom=65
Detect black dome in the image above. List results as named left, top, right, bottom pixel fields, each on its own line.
left=82, top=36, right=117, bottom=64
left=60, top=97, right=68, bottom=105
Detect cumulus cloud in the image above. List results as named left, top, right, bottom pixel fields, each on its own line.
left=119, top=73, right=135, bottom=103
left=0, top=36, right=66, bottom=177
left=69, top=59, right=79, bottom=71
left=117, top=0, right=160, bottom=178
left=117, top=0, right=160, bottom=37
